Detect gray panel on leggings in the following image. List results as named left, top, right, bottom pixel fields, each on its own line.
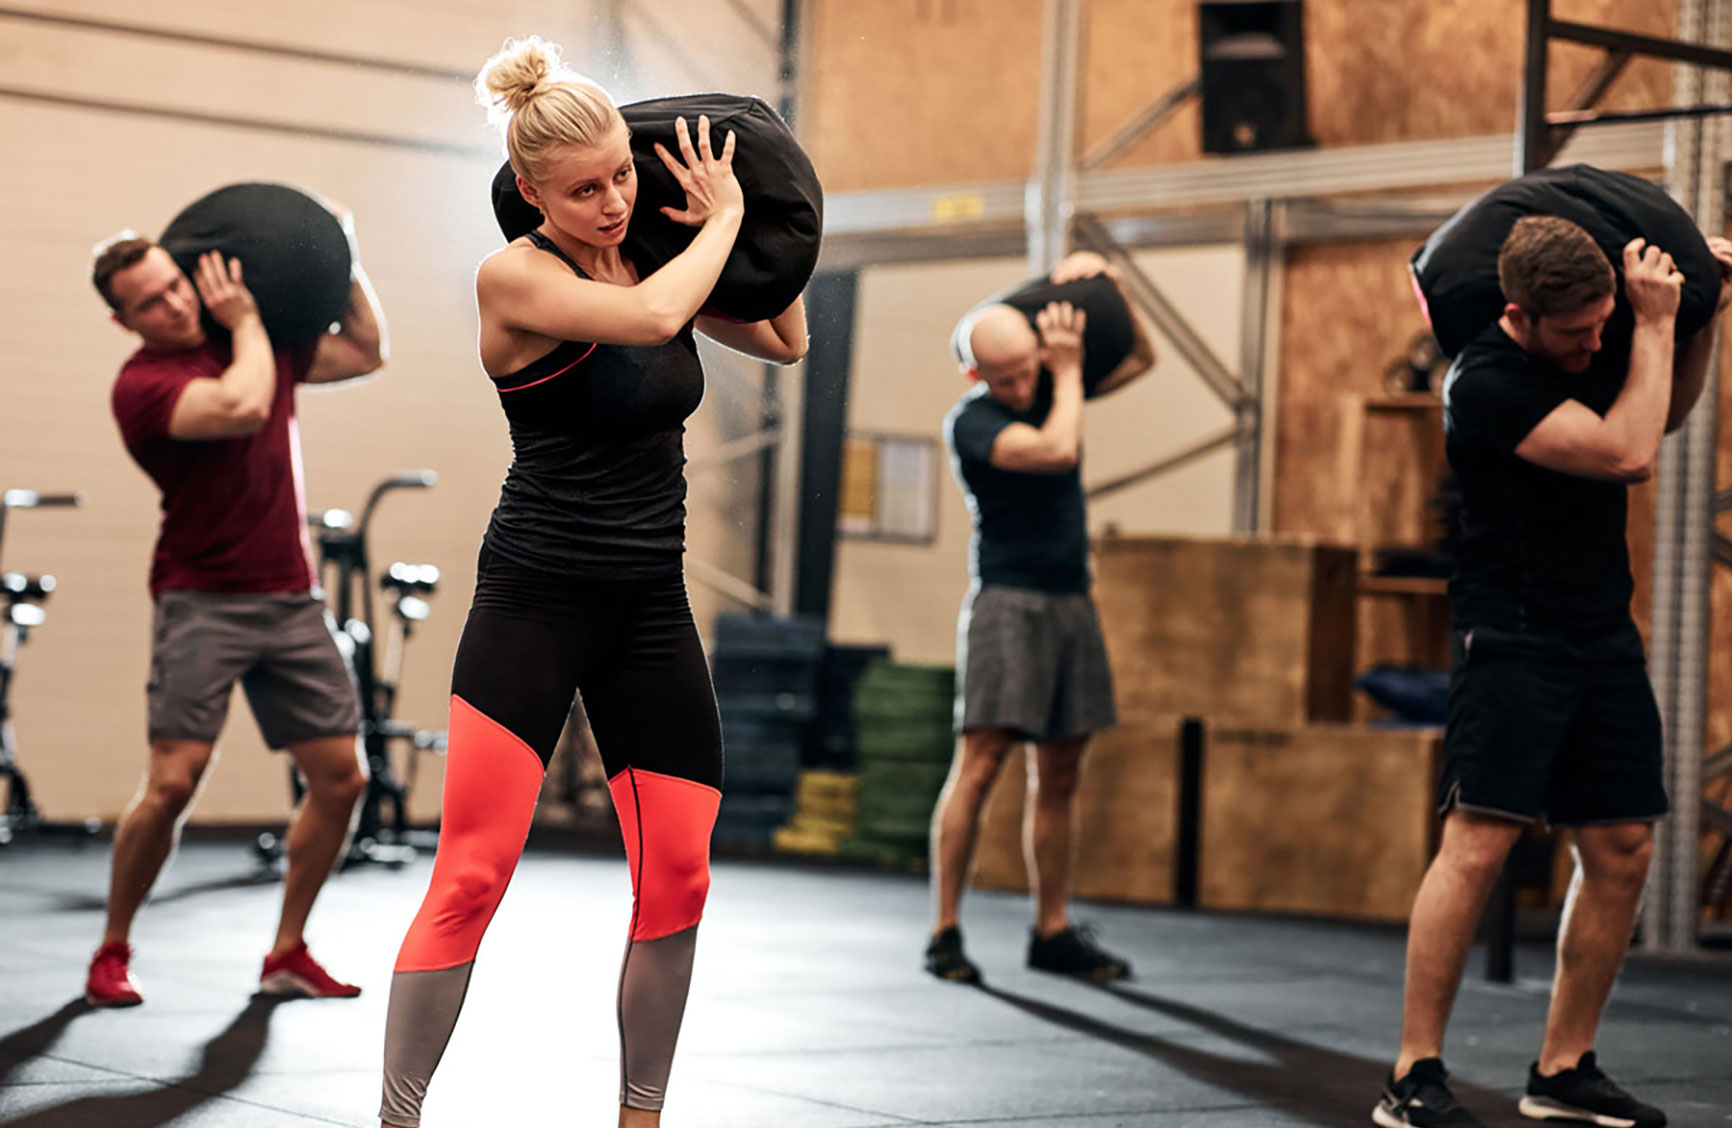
left=618, top=924, right=699, bottom=1110
left=380, top=962, right=475, bottom=1127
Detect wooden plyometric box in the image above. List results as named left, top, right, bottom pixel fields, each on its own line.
left=1093, top=535, right=1357, bottom=726
left=971, top=715, right=1181, bottom=905
left=1201, top=722, right=1442, bottom=923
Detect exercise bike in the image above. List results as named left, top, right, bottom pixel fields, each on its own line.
left=0, top=489, right=83, bottom=845
left=255, top=472, right=445, bottom=869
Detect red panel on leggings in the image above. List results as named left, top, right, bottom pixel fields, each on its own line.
left=610, top=768, right=722, bottom=942
left=394, top=695, right=545, bottom=973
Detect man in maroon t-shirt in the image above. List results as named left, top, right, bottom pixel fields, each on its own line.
left=86, top=225, right=386, bottom=1007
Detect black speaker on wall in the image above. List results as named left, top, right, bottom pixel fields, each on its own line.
left=1199, top=0, right=1311, bottom=155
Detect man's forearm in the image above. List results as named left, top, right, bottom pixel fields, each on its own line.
left=222, top=316, right=277, bottom=414
left=1667, top=319, right=1716, bottom=431
left=1607, top=319, right=1676, bottom=468
left=1040, top=372, right=1085, bottom=457
left=340, top=270, right=387, bottom=365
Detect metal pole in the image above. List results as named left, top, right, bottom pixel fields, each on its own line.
left=749, top=0, right=805, bottom=610
left=1519, top=0, right=1552, bottom=173
left=1074, top=214, right=1249, bottom=408
left=1646, top=0, right=1722, bottom=955
left=1236, top=198, right=1276, bottom=533
left=1079, top=76, right=1200, bottom=171
left=1027, top=0, right=1084, bottom=275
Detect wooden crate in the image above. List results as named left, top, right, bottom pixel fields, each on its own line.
left=1201, top=722, right=1442, bottom=922
left=1093, top=535, right=1358, bottom=725
left=971, top=715, right=1181, bottom=905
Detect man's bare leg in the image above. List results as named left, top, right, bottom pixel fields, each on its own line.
left=102, top=739, right=217, bottom=946
left=930, top=728, right=1018, bottom=934
left=271, top=735, right=366, bottom=959
left=1537, top=822, right=1653, bottom=1075
left=1026, top=736, right=1087, bottom=938
left=1394, top=810, right=1526, bottom=1078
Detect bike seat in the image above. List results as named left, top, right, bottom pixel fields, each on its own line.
left=2, top=573, right=54, bottom=604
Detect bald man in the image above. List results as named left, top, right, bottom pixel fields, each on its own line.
left=928, top=251, right=1156, bottom=984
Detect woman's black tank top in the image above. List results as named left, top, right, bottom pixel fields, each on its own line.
left=482, top=230, right=705, bottom=577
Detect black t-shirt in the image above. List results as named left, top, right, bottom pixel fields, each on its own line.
left=943, top=382, right=1089, bottom=593
left=1443, top=323, right=1633, bottom=638
left=483, top=232, right=705, bottom=578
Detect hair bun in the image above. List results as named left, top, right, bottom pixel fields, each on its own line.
left=477, top=36, right=562, bottom=119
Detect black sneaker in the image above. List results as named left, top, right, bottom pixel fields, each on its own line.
left=1026, top=924, right=1130, bottom=981
left=924, top=927, right=981, bottom=984
left=1372, top=1058, right=1485, bottom=1127
left=1519, top=1051, right=1666, bottom=1127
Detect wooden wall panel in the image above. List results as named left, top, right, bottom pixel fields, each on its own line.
left=1078, top=0, right=1202, bottom=170
left=807, top=0, right=1679, bottom=191
left=803, top=0, right=1045, bottom=192
left=1305, top=0, right=1676, bottom=150
left=1274, top=239, right=1431, bottom=542
left=972, top=715, right=1182, bottom=904
left=1092, top=536, right=1357, bottom=726
left=1201, top=723, right=1442, bottom=922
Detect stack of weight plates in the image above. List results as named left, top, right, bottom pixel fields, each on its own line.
left=839, top=661, right=956, bottom=867
left=805, top=643, right=890, bottom=770
left=772, top=769, right=859, bottom=855
left=711, top=614, right=825, bottom=849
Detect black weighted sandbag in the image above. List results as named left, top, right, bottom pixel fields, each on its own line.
left=950, top=272, right=1137, bottom=399
left=1411, top=164, right=1717, bottom=361
left=159, top=183, right=351, bottom=345
left=491, top=93, right=823, bottom=323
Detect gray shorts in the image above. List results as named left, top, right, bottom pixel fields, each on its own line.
left=955, top=585, right=1117, bottom=742
left=147, top=589, right=360, bottom=749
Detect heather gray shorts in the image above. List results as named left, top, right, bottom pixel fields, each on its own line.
left=955, top=585, right=1118, bottom=742
left=147, top=589, right=360, bottom=749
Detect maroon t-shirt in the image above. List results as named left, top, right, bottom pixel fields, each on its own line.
left=111, top=341, right=318, bottom=597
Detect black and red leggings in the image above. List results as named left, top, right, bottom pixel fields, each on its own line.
left=379, top=548, right=723, bottom=1126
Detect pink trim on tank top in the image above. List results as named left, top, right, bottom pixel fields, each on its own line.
left=497, top=343, right=597, bottom=393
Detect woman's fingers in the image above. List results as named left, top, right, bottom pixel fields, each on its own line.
left=674, top=116, right=700, bottom=168
left=654, top=141, right=689, bottom=182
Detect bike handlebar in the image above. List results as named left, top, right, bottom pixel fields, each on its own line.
left=358, top=471, right=437, bottom=533
left=2, top=491, right=84, bottom=510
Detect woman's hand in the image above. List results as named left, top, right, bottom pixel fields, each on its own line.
left=654, top=115, right=743, bottom=228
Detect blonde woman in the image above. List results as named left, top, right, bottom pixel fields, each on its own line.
left=379, top=37, right=807, bottom=1128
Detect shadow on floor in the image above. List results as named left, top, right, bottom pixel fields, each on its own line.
left=47, top=868, right=279, bottom=915
left=976, top=980, right=1525, bottom=1128
left=0, top=999, right=91, bottom=1085
left=0, top=994, right=291, bottom=1128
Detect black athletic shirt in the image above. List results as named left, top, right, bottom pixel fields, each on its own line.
left=943, top=380, right=1089, bottom=594
left=1443, top=323, right=1633, bottom=639
left=482, top=231, right=705, bottom=578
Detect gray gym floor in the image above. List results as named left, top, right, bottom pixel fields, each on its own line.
left=1, top=837, right=1728, bottom=1127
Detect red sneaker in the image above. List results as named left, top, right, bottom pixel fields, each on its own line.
left=258, top=942, right=361, bottom=998
left=85, top=942, right=144, bottom=1007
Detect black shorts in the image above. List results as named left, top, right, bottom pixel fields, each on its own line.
left=1439, top=620, right=1668, bottom=827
